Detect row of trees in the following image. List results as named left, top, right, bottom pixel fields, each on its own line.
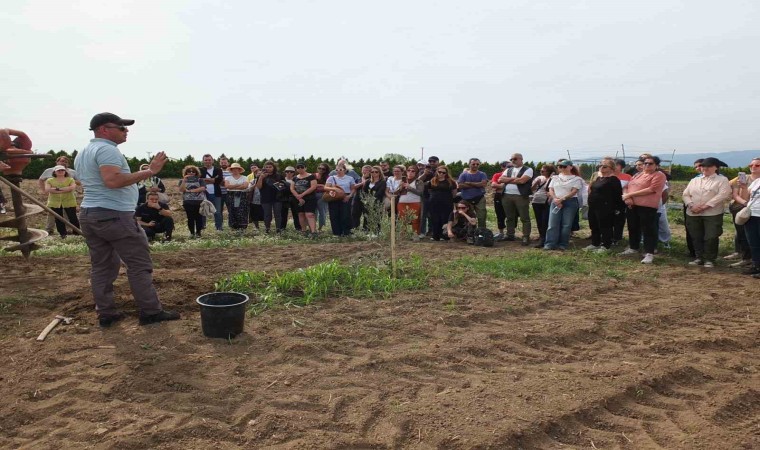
left=19, top=150, right=750, bottom=181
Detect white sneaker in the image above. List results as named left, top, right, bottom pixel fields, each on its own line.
left=723, top=252, right=740, bottom=260
left=703, top=261, right=714, bottom=268
left=641, top=253, right=654, bottom=264
left=688, top=259, right=703, bottom=266
left=583, top=244, right=600, bottom=251
left=729, top=259, right=751, bottom=268
left=593, top=247, right=609, bottom=254
left=619, top=248, right=638, bottom=256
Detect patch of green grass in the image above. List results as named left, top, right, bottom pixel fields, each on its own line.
left=452, top=250, right=589, bottom=280
left=215, top=257, right=429, bottom=314
left=604, top=269, right=626, bottom=280
left=0, top=295, right=36, bottom=314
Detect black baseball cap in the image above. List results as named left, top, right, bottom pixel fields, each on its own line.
left=89, top=112, right=135, bottom=130
left=428, top=156, right=439, bottom=162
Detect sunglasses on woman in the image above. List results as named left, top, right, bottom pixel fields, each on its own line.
left=437, top=171, right=447, bottom=175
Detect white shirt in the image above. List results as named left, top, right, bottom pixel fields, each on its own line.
left=551, top=175, right=583, bottom=200
left=749, top=178, right=760, bottom=217
left=504, top=166, right=533, bottom=195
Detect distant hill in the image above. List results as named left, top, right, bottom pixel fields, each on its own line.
left=655, top=150, right=759, bottom=168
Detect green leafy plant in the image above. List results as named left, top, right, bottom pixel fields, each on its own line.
left=215, top=257, right=428, bottom=314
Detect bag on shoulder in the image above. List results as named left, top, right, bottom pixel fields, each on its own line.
left=735, top=205, right=752, bottom=225
left=736, top=191, right=759, bottom=225
left=322, top=188, right=345, bottom=203
left=473, top=227, right=494, bottom=247
left=272, top=181, right=288, bottom=192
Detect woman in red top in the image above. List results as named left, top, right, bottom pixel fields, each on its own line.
left=619, top=156, right=666, bottom=264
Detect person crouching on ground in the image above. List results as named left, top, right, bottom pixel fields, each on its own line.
left=447, top=201, right=477, bottom=243
left=682, top=157, right=732, bottom=268
left=135, top=191, right=174, bottom=241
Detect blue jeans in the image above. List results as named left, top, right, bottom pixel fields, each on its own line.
left=743, top=216, right=760, bottom=266
left=315, top=192, right=328, bottom=229
left=205, top=193, right=224, bottom=230
left=544, top=197, right=579, bottom=249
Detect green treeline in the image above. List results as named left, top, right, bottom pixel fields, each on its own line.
left=20, top=150, right=751, bottom=181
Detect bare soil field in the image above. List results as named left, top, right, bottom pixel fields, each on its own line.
left=0, top=179, right=757, bottom=449
left=0, top=238, right=757, bottom=449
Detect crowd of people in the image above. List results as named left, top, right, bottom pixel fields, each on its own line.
left=7, top=113, right=760, bottom=330
left=31, top=141, right=760, bottom=278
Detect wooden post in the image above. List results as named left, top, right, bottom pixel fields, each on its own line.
left=390, top=194, right=397, bottom=278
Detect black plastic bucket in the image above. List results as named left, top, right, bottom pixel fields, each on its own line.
left=196, top=292, right=249, bottom=339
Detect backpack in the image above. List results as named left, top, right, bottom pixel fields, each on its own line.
left=473, top=227, right=494, bottom=247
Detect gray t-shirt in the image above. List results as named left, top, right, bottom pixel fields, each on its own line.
left=39, top=167, right=80, bottom=181
left=74, top=138, right=138, bottom=211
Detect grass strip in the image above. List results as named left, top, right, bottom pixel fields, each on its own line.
left=451, top=250, right=590, bottom=280
left=214, top=257, right=428, bottom=314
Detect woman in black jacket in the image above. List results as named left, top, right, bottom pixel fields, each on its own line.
left=424, top=165, right=458, bottom=241
left=585, top=158, right=624, bottom=252
left=255, top=161, right=285, bottom=233
left=359, top=165, right=387, bottom=232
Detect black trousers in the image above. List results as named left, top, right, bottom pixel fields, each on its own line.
left=627, top=206, right=658, bottom=254
left=588, top=205, right=615, bottom=248
left=183, top=200, right=203, bottom=235
left=51, top=206, right=80, bottom=237
left=280, top=199, right=301, bottom=230
left=493, top=194, right=506, bottom=231
left=141, top=217, right=175, bottom=240
left=328, top=200, right=352, bottom=236
left=532, top=202, right=549, bottom=243
left=429, top=199, right=452, bottom=241
left=683, top=204, right=696, bottom=257
left=613, top=206, right=627, bottom=242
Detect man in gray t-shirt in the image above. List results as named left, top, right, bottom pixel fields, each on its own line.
left=38, top=155, right=80, bottom=234
left=75, top=112, right=179, bottom=328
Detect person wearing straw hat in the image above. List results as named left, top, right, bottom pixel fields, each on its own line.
left=224, top=163, right=250, bottom=231
left=38, top=155, right=80, bottom=235
left=44, top=164, right=80, bottom=239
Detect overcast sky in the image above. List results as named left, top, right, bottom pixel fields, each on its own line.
left=6, top=0, right=759, bottom=163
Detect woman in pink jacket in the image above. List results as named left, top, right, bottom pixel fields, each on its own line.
left=619, top=155, right=667, bottom=264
